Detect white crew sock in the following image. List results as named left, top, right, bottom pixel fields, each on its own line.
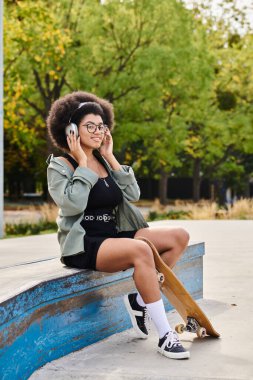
left=136, top=292, right=146, bottom=307
left=145, top=298, right=172, bottom=338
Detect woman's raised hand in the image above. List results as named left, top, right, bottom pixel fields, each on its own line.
left=99, top=128, right=113, bottom=158
left=67, top=131, right=87, bottom=166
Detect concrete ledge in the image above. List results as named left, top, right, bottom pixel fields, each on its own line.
left=0, top=241, right=204, bottom=380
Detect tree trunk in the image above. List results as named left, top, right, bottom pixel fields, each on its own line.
left=193, top=158, right=202, bottom=203
left=210, top=183, right=215, bottom=202
left=158, top=167, right=169, bottom=205
left=244, top=178, right=250, bottom=198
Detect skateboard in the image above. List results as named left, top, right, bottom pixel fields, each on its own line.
left=135, top=236, right=220, bottom=339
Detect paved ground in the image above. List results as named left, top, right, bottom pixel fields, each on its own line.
left=0, top=234, right=59, bottom=268
left=27, top=220, right=253, bottom=380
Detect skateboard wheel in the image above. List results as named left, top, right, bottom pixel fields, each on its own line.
left=175, top=324, right=185, bottom=334
left=197, top=327, right=207, bottom=338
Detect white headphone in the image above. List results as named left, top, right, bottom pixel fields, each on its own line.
left=65, top=102, right=89, bottom=138
left=65, top=123, right=79, bottom=137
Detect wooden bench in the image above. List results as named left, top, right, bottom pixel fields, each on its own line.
left=0, top=241, right=204, bottom=380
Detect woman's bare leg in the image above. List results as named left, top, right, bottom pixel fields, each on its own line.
left=96, top=235, right=190, bottom=358
left=96, top=238, right=160, bottom=304
left=134, top=226, right=190, bottom=268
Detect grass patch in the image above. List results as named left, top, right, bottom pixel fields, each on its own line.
left=147, top=198, right=253, bottom=220
left=147, top=210, right=191, bottom=221
left=5, top=220, right=57, bottom=238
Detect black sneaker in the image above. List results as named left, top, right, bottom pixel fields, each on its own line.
left=124, top=293, right=150, bottom=339
left=158, top=331, right=190, bottom=360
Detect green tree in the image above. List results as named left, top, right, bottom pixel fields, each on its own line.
left=5, top=0, right=253, bottom=205
left=170, top=0, right=253, bottom=203
left=4, top=0, right=78, bottom=196
left=71, top=0, right=214, bottom=203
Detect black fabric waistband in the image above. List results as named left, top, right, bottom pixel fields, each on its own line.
left=83, top=208, right=115, bottom=216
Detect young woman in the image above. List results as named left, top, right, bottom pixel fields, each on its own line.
left=46, top=91, right=190, bottom=360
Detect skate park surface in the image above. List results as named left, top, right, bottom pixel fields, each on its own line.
left=27, top=220, right=253, bottom=380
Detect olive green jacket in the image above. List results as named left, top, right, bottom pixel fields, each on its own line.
left=46, top=149, right=149, bottom=259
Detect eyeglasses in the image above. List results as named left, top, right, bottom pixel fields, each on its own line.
left=82, top=122, right=108, bottom=134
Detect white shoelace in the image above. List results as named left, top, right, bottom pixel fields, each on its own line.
left=164, top=331, right=182, bottom=349
left=143, top=308, right=151, bottom=330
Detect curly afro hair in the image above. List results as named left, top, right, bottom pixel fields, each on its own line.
left=47, top=91, right=114, bottom=151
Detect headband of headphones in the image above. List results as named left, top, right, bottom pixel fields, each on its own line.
left=68, top=102, right=92, bottom=123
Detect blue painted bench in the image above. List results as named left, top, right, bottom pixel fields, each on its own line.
left=0, top=241, right=204, bottom=380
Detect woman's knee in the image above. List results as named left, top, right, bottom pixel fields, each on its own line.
left=175, top=227, right=190, bottom=248
left=132, top=240, right=154, bottom=267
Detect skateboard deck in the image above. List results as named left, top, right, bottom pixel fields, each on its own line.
left=136, top=236, right=220, bottom=338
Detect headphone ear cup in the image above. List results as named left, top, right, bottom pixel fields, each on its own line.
left=65, top=123, right=79, bottom=137
left=70, top=123, right=79, bottom=137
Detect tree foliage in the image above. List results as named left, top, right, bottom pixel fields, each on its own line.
left=4, top=0, right=253, bottom=203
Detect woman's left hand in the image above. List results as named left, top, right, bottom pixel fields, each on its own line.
left=99, top=128, right=113, bottom=158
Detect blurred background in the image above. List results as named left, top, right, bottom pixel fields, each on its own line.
left=3, top=0, right=253, bottom=236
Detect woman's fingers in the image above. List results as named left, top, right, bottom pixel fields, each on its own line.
left=66, top=135, right=72, bottom=150
left=76, top=135, right=81, bottom=147
left=67, top=131, right=77, bottom=152
left=67, top=131, right=82, bottom=155
left=103, top=130, right=109, bottom=142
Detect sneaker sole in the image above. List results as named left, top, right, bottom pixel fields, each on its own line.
left=157, top=346, right=190, bottom=360
left=123, top=295, right=149, bottom=339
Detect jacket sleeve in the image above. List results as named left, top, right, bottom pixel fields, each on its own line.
left=111, top=165, right=141, bottom=202
left=47, top=166, right=99, bottom=216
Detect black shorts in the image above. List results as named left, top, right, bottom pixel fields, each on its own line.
left=62, top=230, right=138, bottom=271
